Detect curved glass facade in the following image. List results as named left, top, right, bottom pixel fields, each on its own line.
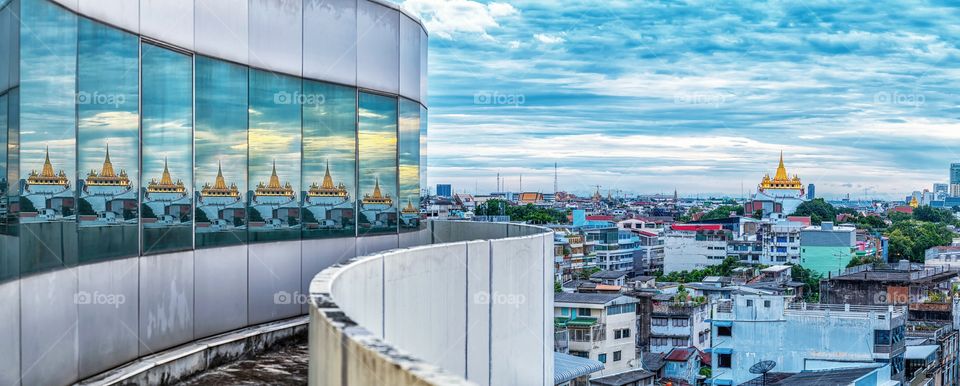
left=0, top=0, right=428, bottom=277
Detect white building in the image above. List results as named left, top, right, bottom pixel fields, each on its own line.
left=663, top=224, right=730, bottom=273
left=555, top=292, right=639, bottom=375
left=710, top=295, right=906, bottom=385
left=759, top=220, right=802, bottom=264
left=650, top=295, right=711, bottom=354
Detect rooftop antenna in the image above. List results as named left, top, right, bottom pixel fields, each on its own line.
left=554, top=162, right=558, bottom=194
left=496, top=172, right=500, bottom=193
left=520, top=174, right=523, bottom=192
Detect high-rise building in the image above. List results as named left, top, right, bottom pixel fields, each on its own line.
left=934, top=183, right=949, bottom=200
left=950, top=163, right=960, bottom=197
left=806, top=183, right=815, bottom=199
left=436, top=183, right=452, bottom=197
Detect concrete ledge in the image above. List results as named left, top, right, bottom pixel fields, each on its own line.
left=308, top=221, right=554, bottom=386
left=77, top=316, right=308, bottom=386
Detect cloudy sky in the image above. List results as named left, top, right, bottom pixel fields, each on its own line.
left=399, top=0, right=960, bottom=200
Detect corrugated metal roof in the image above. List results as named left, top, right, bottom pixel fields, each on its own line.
left=554, top=353, right=603, bottom=384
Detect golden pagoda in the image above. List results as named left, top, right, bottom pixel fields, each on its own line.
left=146, top=158, right=186, bottom=193
left=307, top=161, right=348, bottom=198
left=759, top=151, right=803, bottom=191
left=401, top=199, right=418, bottom=214
left=909, top=196, right=919, bottom=208
left=362, top=178, right=393, bottom=206
left=200, top=161, right=240, bottom=198
left=592, top=188, right=602, bottom=202
left=85, top=144, right=130, bottom=187
left=255, top=160, right=295, bottom=197
left=27, top=147, right=70, bottom=187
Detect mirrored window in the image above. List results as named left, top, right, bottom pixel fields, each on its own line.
left=19, top=0, right=77, bottom=273
left=76, top=17, right=139, bottom=263
left=248, top=69, right=301, bottom=242
left=398, top=98, right=419, bottom=231
left=195, top=56, right=248, bottom=248
left=140, top=43, right=193, bottom=255
left=358, top=92, right=397, bottom=235
left=302, top=80, right=356, bottom=239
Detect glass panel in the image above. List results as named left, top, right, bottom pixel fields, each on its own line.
left=358, top=92, right=397, bottom=235
left=19, top=0, right=77, bottom=273
left=1, top=88, right=18, bottom=281
left=248, top=69, right=300, bottom=242
left=195, top=56, right=248, bottom=248
left=419, top=105, right=427, bottom=223
left=140, top=43, right=193, bottom=255
left=302, top=80, right=355, bottom=239
left=76, top=17, right=139, bottom=263
left=0, top=91, right=13, bottom=281
left=398, top=98, right=419, bottom=232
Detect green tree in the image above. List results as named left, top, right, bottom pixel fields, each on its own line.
left=913, top=206, right=958, bottom=225
left=248, top=207, right=264, bottom=223
left=788, top=264, right=822, bottom=302
left=791, top=198, right=837, bottom=225
left=77, top=197, right=96, bottom=216
left=140, top=203, right=156, bottom=219
left=885, top=220, right=954, bottom=262
left=194, top=207, right=210, bottom=223
left=19, top=198, right=37, bottom=213
left=700, top=205, right=744, bottom=221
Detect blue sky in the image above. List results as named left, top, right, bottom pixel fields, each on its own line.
left=400, top=0, right=960, bottom=199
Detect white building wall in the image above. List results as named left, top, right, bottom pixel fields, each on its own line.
left=663, top=235, right=727, bottom=273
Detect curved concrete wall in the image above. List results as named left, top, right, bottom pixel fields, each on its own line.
left=48, top=0, right=427, bottom=104
left=1, top=231, right=434, bottom=386
left=309, top=222, right=555, bottom=386
left=0, top=1, right=429, bottom=385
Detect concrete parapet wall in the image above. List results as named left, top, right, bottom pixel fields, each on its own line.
left=308, top=221, right=554, bottom=386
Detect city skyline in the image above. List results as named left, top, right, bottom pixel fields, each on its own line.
left=401, top=0, right=960, bottom=199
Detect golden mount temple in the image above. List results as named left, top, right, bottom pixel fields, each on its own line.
left=402, top=200, right=417, bottom=214
left=85, top=145, right=130, bottom=188
left=255, top=160, right=295, bottom=198
left=307, top=161, right=348, bottom=198
left=362, top=178, right=392, bottom=206
left=759, top=151, right=803, bottom=192
left=146, top=159, right=187, bottom=194
left=200, top=161, right=240, bottom=198
left=26, top=147, right=70, bottom=188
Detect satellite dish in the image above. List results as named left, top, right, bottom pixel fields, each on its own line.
left=749, top=360, right=777, bottom=385
left=749, top=360, right=776, bottom=374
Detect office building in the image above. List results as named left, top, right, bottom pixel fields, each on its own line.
left=436, top=183, right=452, bottom=197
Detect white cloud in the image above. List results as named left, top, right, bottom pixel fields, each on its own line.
left=534, top=33, right=565, bottom=44
left=401, top=0, right=517, bottom=40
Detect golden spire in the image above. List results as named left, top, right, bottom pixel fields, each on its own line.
left=910, top=196, right=919, bottom=208
left=321, top=160, right=335, bottom=189
left=268, top=159, right=282, bottom=189
left=402, top=199, right=417, bottom=214
left=41, top=146, right=55, bottom=177
left=774, top=150, right=788, bottom=181
left=213, top=161, right=227, bottom=190
left=100, top=143, right=116, bottom=178
left=372, top=178, right=383, bottom=199
left=159, top=158, right=173, bottom=185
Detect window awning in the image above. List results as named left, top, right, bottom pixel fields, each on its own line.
left=566, top=317, right=598, bottom=327
left=714, top=348, right=733, bottom=354
left=713, top=321, right=732, bottom=327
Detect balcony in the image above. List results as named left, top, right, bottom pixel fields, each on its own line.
left=308, top=221, right=554, bottom=386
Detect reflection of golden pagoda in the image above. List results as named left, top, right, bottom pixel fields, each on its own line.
left=27, top=147, right=70, bottom=187
left=200, top=161, right=240, bottom=198
left=759, top=151, right=803, bottom=191
left=362, top=178, right=393, bottom=206
left=307, top=161, right=348, bottom=198
left=401, top=199, right=418, bottom=214
left=146, top=158, right=186, bottom=193
left=85, top=144, right=130, bottom=187
left=255, top=160, right=295, bottom=197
